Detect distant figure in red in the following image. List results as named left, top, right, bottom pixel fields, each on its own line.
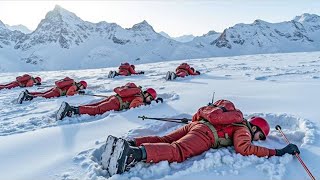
left=0, top=74, right=41, bottom=90
left=17, top=77, right=87, bottom=104
left=108, top=62, right=144, bottom=78
left=166, top=63, right=200, bottom=81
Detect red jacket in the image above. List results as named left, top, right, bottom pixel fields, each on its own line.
left=118, top=63, right=138, bottom=76
left=176, top=63, right=199, bottom=76
left=192, top=100, right=276, bottom=157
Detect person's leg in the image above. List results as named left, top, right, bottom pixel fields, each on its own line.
left=29, top=88, right=53, bottom=96
left=4, top=82, right=19, bottom=89
left=79, top=96, right=120, bottom=115
left=176, top=72, right=187, bottom=78
left=41, top=89, right=61, bottom=99
left=141, top=122, right=214, bottom=163
left=135, top=123, right=192, bottom=145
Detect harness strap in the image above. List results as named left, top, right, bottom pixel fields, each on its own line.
left=199, top=119, right=219, bottom=148
left=115, top=95, right=130, bottom=110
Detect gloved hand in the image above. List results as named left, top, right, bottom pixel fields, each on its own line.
left=139, top=71, right=145, bottom=74
left=276, top=143, right=300, bottom=156
left=196, top=71, right=201, bottom=75
left=155, top=97, right=163, bottom=103
left=35, top=82, right=42, bottom=86
left=78, top=90, right=85, bottom=95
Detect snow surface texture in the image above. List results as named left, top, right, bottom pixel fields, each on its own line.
left=0, top=6, right=320, bottom=72
left=0, top=51, right=320, bottom=180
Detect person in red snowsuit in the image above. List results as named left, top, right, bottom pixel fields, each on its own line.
left=175, top=63, right=200, bottom=78
left=17, top=77, right=87, bottom=104
left=118, top=63, right=142, bottom=76
left=0, top=74, right=41, bottom=90
left=56, top=82, right=161, bottom=120
left=105, top=100, right=300, bottom=173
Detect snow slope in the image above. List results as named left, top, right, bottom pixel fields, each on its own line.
left=0, top=51, right=320, bottom=180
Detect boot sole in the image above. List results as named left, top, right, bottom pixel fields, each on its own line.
left=107, top=138, right=129, bottom=176
left=165, top=71, right=171, bottom=81
left=101, top=135, right=118, bottom=170
left=17, top=91, right=25, bottom=104
left=56, top=102, right=67, bottom=121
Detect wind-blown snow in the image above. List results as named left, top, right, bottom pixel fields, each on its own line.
left=0, top=51, right=320, bottom=180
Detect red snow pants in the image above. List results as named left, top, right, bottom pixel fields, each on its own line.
left=79, top=96, right=120, bottom=115
left=135, top=121, right=215, bottom=163
left=0, top=82, right=20, bottom=90
left=30, top=88, right=61, bottom=99
left=176, top=71, right=188, bottom=78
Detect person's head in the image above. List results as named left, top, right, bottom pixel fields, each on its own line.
left=78, top=80, right=87, bottom=90
left=34, top=77, right=42, bottom=85
left=143, top=88, right=157, bottom=104
left=131, top=65, right=135, bottom=70
left=249, top=116, right=270, bottom=141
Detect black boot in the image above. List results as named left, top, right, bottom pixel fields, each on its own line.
left=56, top=102, right=73, bottom=120
left=106, top=139, right=146, bottom=176
left=70, top=106, right=80, bottom=116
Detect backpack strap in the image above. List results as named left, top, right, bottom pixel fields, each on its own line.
left=115, top=95, right=130, bottom=110
left=199, top=119, right=219, bottom=148
left=199, top=118, right=252, bottom=148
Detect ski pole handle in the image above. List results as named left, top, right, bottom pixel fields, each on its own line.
left=275, top=125, right=315, bottom=180
left=138, top=116, right=191, bottom=123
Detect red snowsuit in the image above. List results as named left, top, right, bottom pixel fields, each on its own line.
left=175, top=63, right=199, bottom=78
left=79, top=82, right=145, bottom=115
left=0, top=74, right=37, bottom=90
left=29, top=84, right=79, bottom=99
left=135, top=100, right=276, bottom=163
left=118, top=63, right=139, bottom=76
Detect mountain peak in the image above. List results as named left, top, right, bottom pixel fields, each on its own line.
left=130, top=20, right=155, bottom=32
left=0, top=20, right=5, bottom=28
left=294, top=13, right=320, bottom=23
left=44, top=5, right=82, bottom=23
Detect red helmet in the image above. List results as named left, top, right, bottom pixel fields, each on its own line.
left=145, top=88, right=157, bottom=99
left=35, top=77, right=41, bottom=83
left=79, top=81, right=87, bottom=89
left=249, top=116, right=270, bottom=139
left=131, top=65, right=135, bottom=70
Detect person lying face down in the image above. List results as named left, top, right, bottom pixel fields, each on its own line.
left=56, top=82, right=160, bottom=120
left=100, top=99, right=300, bottom=175
left=0, top=74, right=41, bottom=90
left=17, top=77, right=87, bottom=104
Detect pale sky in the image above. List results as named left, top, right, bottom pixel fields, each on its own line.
left=0, top=0, right=319, bottom=37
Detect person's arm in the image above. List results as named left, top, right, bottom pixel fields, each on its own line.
left=129, top=97, right=145, bottom=108
left=128, top=66, right=138, bottom=74
left=188, top=68, right=199, bottom=75
left=25, top=79, right=34, bottom=87
left=66, top=85, right=78, bottom=96
left=233, top=127, right=276, bottom=157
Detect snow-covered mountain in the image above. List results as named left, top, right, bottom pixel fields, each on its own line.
left=159, top=31, right=195, bottom=42
left=210, top=13, right=320, bottom=55
left=0, top=5, right=320, bottom=72
left=5, top=24, right=32, bottom=34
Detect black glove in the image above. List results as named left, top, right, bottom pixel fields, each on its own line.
left=78, top=90, right=85, bottom=95
left=139, top=71, right=145, bottom=74
left=155, top=97, right=163, bottom=103
left=35, top=82, right=42, bottom=86
left=196, top=71, right=201, bottom=75
left=276, top=143, right=300, bottom=156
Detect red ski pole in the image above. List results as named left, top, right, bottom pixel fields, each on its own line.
left=275, top=125, right=316, bottom=180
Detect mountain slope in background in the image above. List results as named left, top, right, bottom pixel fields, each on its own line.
left=0, top=5, right=320, bottom=72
